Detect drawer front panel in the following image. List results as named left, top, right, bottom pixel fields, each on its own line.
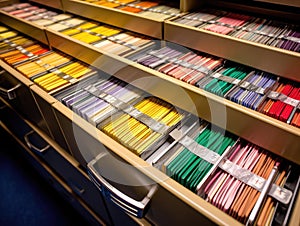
left=31, top=90, right=69, bottom=152
left=53, top=106, right=109, bottom=166
left=23, top=129, right=112, bottom=225
left=0, top=100, right=32, bottom=140
left=0, top=69, right=50, bottom=135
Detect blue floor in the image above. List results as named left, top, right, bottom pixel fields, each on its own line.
left=0, top=127, right=92, bottom=226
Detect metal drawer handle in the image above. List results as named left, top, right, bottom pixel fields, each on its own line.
left=24, top=130, right=50, bottom=153
left=0, top=83, right=21, bottom=100
left=88, top=153, right=157, bottom=218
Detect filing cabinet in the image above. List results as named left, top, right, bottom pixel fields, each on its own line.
left=0, top=0, right=300, bottom=225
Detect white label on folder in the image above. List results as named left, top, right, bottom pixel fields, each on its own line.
left=179, top=136, right=221, bottom=164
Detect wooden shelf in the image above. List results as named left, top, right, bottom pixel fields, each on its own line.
left=0, top=10, right=49, bottom=45
left=61, top=0, right=174, bottom=39
left=164, top=20, right=300, bottom=82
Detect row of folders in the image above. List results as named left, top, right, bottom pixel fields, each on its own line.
left=0, top=24, right=300, bottom=225
left=0, top=13, right=299, bottom=128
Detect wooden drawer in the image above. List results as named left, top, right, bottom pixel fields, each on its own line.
left=52, top=101, right=215, bottom=225
left=51, top=101, right=239, bottom=225
left=51, top=98, right=300, bottom=225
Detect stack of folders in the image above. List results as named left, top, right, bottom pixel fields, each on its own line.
left=172, top=8, right=300, bottom=52
left=226, top=72, right=277, bottom=110
left=0, top=26, right=96, bottom=94
left=129, top=45, right=254, bottom=97
left=0, top=42, right=50, bottom=65
left=79, top=0, right=180, bottom=18
left=58, top=19, right=154, bottom=57
left=100, top=96, right=186, bottom=158
left=128, top=45, right=224, bottom=85
left=15, top=52, right=72, bottom=77
left=258, top=78, right=300, bottom=126
left=197, top=139, right=300, bottom=226
left=0, top=27, right=36, bottom=54
left=61, top=22, right=122, bottom=44
left=30, top=61, right=96, bottom=93
left=198, top=65, right=251, bottom=97
left=146, top=121, right=237, bottom=192
left=55, top=73, right=187, bottom=158
left=45, top=17, right=87, bottom=31
left=58, top=21, right=154, bottom=57
left=55, top=74, right=144, bottom=126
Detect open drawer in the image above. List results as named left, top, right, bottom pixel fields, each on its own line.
left=51, top=101, right=241, bottom=225
left=51, top=94, right=300, bottom=226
